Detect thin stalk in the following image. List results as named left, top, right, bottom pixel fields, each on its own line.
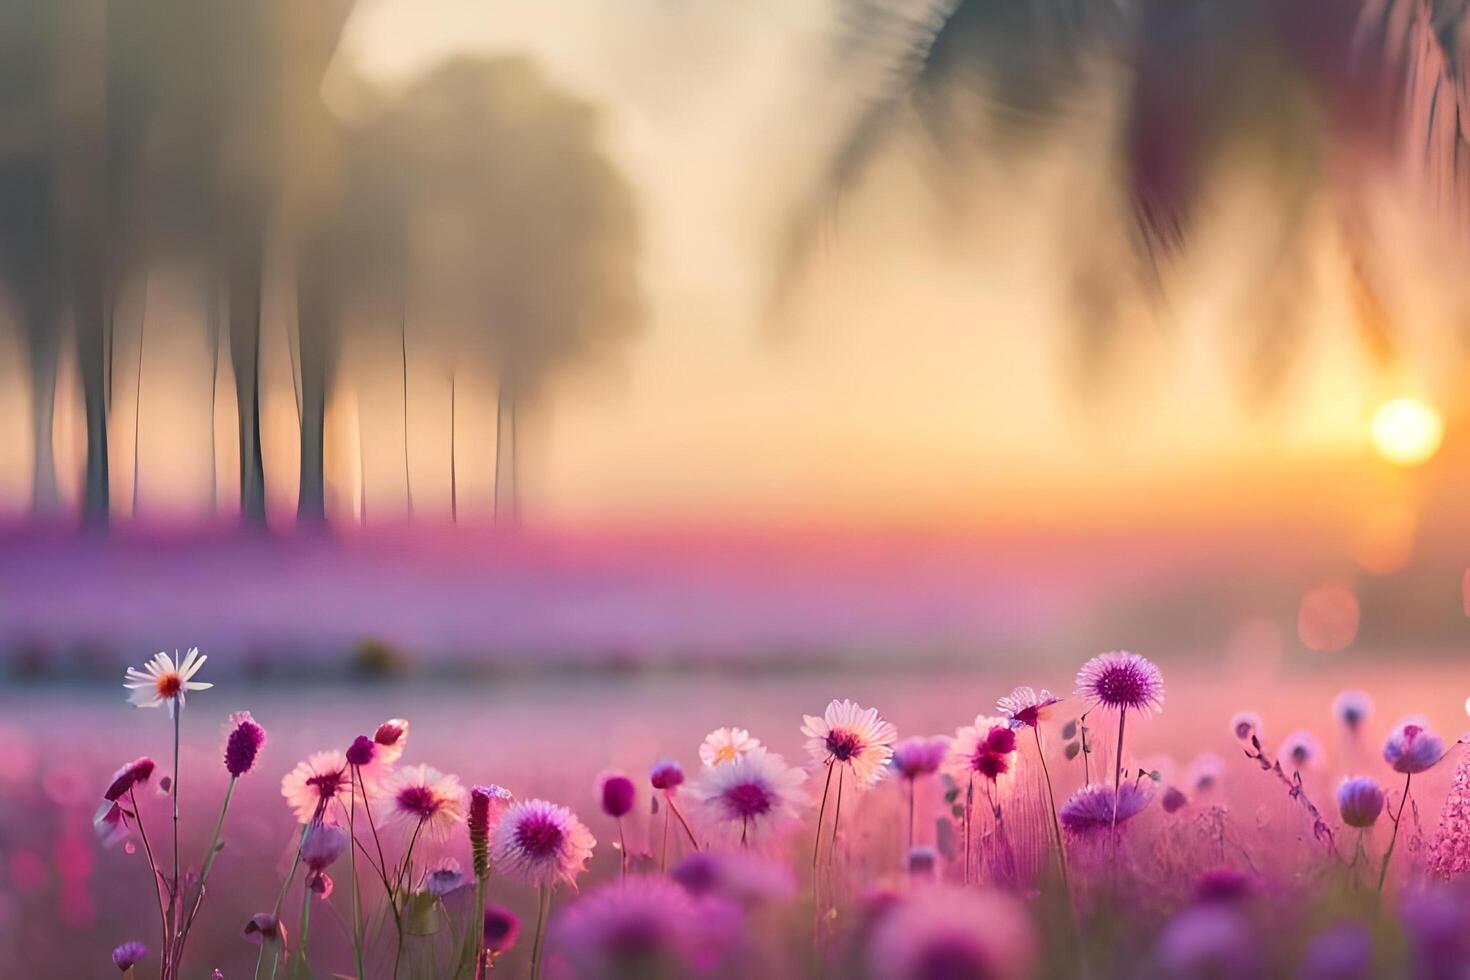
left=907, top=778, right=916, bottom=853
left=830, top=765, right=845, bottom=857
left=667, top=797, right=699, bottom=850
left=130, top=788, right=169, bottom=971
left=1033, top=727, right=1071, bottom=893
left=964, top=774, right=974, bottom=885
left=1377, top=772, right=1413, bottom=894
left=1110, top=709, right=1127, bottom=834
left=391, top=818, right=426, bottom=977
left=617, top=817, right=628, bottom=878
left=358, top=768, right=405, bottom=950
left=175, top=775, right=238, bottom=967
left=660, top=805, right=671, bottom=872
left=530, top=884, right=552, bottom=980
left=272, top=822, right=311, bottom=920
left=812, top=762, right=834, bottom=869
left=348, top=774, right=365, bottom=980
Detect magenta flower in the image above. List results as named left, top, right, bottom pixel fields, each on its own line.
left=223, top=711, right=266, bottom=777
left=491, top=799, right=597, bottom=887
left=484, top=905, right=521, bottom=953
left=300, top=821, right=349, bottom=871
left=1059, top=782, right=1154, bottom=836
left=281, top=751, right=350, bottom=823
left=111, top=941, right=147, bottom=971
left=553, top=877, right=734, bottom=977
left=1384, top=719, right=1446, bottom=774
left=867, top=887, right=1036, bottom=980
left=598, top=772, right=636, bottom=818
left=945, top=717, right=1018, bottom=785
left=345, top=735, right=376, bottom=767
left=650, top=760, right=685, bottom=791
left=373, top=718, right=410, bottom=764
left=996, top=686, right=1063, bottom=729
left=1154, top=906, right=1260, bottom=977
left=469, top=784, right=514, bottom=879
left=1337, top=777, right=1386, bottom=829
left=1075, top=651, right=1164, bottom=713
left=890, top=736, right=949, bottom=781
left=1162, top=786, right=1188, bottom=813
left=102, top=757, right=156, bottom=803
left=1229, top=711, right=1264, bottom=743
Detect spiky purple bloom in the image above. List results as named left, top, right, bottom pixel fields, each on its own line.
left=484, top=905, right=521, bottom=953
left=553, top=877, right=735, bottom=977
left=345, top=735, right=376, bottom=767
left=890, top=736, right=949, bottom=781
left=1299, top=923, right=1373, bottom=980
left=1075, top=651, right=1164, bottom=713
left=1337, top=777, right=1386, bottom=829
left=1333, top=690, right=1373, bottom=733
left=650, top=760, right=685, bottom=791
left=1154, top=906, right=1260, bottom=978
left=224, top=711, right=266, bottom=777
left=111, top=941, right=147, bottom=971
left=996, top=687, right=1063, bottom=729
left=1059, top=782, right=1154, bottom=836
left=1384, top=720, right=1445, bottom=774
left=599, top=773, right=636, bottom=818
left=491, top=799, right=596, bottom=887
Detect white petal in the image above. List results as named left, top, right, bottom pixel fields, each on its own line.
left=184, top=681, right=213, bottom=691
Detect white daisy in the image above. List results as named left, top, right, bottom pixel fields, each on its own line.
left=689, top=749, right=809, bottom=847
left=699, top=727, right=762, bottom=767
left=801, top=699, right=898, bottom=788
left=124, top=648, right=212, bottom=717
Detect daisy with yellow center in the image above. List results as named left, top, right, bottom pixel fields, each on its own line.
left=699, top=727, right=762, bottom=767
left=124, top=648, right=212, bottom=717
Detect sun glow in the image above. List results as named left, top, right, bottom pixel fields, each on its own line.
left=1370, top=397, right=1444, bottom=467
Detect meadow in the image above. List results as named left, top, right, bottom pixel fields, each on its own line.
left=5, top=652, right=1470, bottom=978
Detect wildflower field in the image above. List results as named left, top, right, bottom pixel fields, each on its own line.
left=6, top=653, right=1470, bottom=979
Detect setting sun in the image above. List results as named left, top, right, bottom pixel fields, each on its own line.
left=1370, top=397, right=1444, bottom=467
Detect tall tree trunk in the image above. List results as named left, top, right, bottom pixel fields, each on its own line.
left=295, top=237, right=333, bottom=524
left=26, top=325, right=61, bottom=515
left=228, top=210, right=267, bottom=526
left=493, top=381, right=517, bottom=526
left=449, top=372, right=457, bottom=523
left=74, top=240, right=110, bottom=528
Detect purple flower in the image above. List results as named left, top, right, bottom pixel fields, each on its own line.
left=484, top=905, right=521, bottom=953
left=650, top=760, right=685, bottom=791
left=867, top=887, right=1036, bottom=980
left=242, top=913, right=286, bottom=946
left=1075, top=651, right=1164, bottom=713
left=422, top=859, right=468, bottom=897
left=1337, top=777, right=1385, bottom=829
left=103, top=758, right=156, bottom=802
left=1194, top=868, right=1254, bottom=904
left=469, top=784, right=513, bottom=879
left=1229, top=711, right=1263, bottom=743
left=345, top=735, right=376, bottom=767
left=1279, top=730, right=1324, bottom=772
left=1384, top=719, right=1446, bottom=774
left=671, top=851, right=795, bottom=905
left=1299, top=923, right=1373, bottom=980
left=224, top=711, right=266, bottom=777
left=491, top=799, right=596, bottom=887
left=553, top=877, right=735, bottom=976
left=905, top=846, right=939, bottom=879
left=1162, top=786, right=1188, bottom=814
left=1154, top=906, right=1260, bottom=978
left=890, top=736, right=948, bottom=780
left=598, top=772, right=637, bottom=818
left=111, top=941, right=147, bottom=971
left=1059, top=782, right=1154, bottom=836
left=300, top=821, right=349, bottom=872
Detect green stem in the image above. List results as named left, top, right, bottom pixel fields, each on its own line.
left=1377, top=772, right=1412, bottom=894
left=1034, top=726, right=1071, bottom=894
left=530, top=884, right=552, bottom=980
left=349, top=774, right=365, bottom=980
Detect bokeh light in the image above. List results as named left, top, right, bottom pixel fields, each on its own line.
left=1370, top=397, right=1444, bottom=467
left=1297, top=583, right=1360, bottom=653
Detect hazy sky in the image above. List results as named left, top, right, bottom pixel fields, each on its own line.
left=1, top=0, right=1466, bottom=533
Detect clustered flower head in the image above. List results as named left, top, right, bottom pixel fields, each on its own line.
left=997, top=686, right=1063, bottom=729
left=946, top=716, right=1018, bottom=785
left=469, top=783, right=514, bottom=879
left=598, top=772, right=637, bottom=818
left=124, top=647, right=212, bottom=716
left=492, top=799, right=597, bottom=887
left=801, top=699, right=898, bottom=787
left=1060, top=782, right=1155, bottom=836
left=1384, top=719, right=1446, bottom=774
left=1337, top=777, right=1385, bottom=828
left=890, top=736, right=949, bottom=780
left=1075, top=651, right=1165, bottom=713
left=224, top=711, right=266, bottom=777
left=650, top=759, right=685, bottom=791
left=111, top=941, right=147, bottom=972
